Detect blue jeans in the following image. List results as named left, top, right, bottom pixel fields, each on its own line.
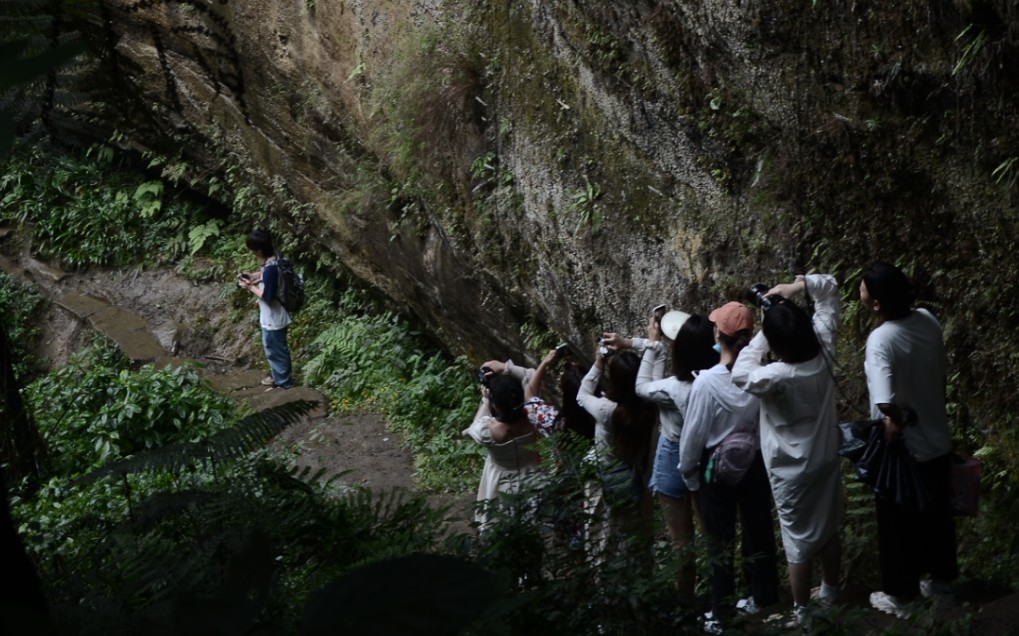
left=261, top=326, right=292, bottom=388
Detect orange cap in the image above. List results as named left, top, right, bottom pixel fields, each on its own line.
left=709, top=301, right=754, bottom=336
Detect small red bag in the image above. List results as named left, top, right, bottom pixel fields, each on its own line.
left=948, top=454, right=983, bottom=517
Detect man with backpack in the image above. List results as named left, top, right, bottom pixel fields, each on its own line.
left=238, top=229, right=294, bottom=390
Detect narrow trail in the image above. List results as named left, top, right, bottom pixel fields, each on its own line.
left=0, top=228, right=467, bottom=513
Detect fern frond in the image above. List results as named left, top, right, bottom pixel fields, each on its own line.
left=77, top=399, right=319, bottom=484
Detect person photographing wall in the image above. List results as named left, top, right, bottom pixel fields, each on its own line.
left=238, top=230, right=293, bottom=390
left=731, top=274, right=843, bottom=625
left=678, top=301, right=779, bottom=633
left=603, top=308, right=719, bottom=607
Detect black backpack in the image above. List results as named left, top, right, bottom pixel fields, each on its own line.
left=274, top=256, right=305, bottom=314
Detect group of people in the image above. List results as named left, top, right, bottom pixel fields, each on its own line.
left=464, top=263, right=958, bottom=630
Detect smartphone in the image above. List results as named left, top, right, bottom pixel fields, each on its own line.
left=652, top=304, right=668, bottom=321
left=554, top=343, right=569, bottom=361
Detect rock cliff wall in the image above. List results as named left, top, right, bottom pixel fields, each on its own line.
left=75, top=0, right=1017, bottom=369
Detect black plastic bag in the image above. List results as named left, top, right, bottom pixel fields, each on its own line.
left=838, top=418, right=930, bottom=512
left=881, top=439, right=930, bottom=512
left=854, top=422, right=885, bottom=485
left=837, top=418, right=882, bottom=463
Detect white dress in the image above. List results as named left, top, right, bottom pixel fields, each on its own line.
left=731, top=274, right=844, bottom=563
left=463, top=399, right=539, bottom=529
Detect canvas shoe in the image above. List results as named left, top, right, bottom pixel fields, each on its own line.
left=869, top=591, right=910, bottom=618
left=702, top=611, right=723, bottom=635
left=920, top=577, right=955, bottom=604
left=736, top=597, right=760, bottom=615
left=793, top=604, right=808, bottom=626
left=260, top=376, right=275, bottom=386
left=810, top=581, right=840, bottom=607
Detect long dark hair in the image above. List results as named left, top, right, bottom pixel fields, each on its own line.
left=762, top=300, right=822, bottom=363
left=605, top=351, right=657, bottom=467
left=862, top=261, right=915, bottom=320
left=556, top=362, right=596, bottom=440
left=672, top=314, right=719, bottom=381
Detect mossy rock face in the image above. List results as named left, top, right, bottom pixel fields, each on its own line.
left=55, top=3, right=1019, bottom=429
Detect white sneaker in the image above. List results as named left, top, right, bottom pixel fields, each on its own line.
left=702, top=611, right=723, bottom=635
left=869, top=591, right=910, bottom=618
left=736, top=597, right=760, bottom=615
left=919, top=577, right=955, bottom=602
left=794, top=604, right=807, bottom=626
left=810, top=582, right=839, bottom=606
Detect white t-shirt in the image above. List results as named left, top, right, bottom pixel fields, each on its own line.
left=865, top=308, right=951, bottom=462
left=257, top=258, right=292, bottom=331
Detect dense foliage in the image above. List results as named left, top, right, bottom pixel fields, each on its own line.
left=0, top=145, right=210, bottom=267
left=0, top=270, right=46, bottom=379
left=25, top=339, right=237, bottom=474
left=8, top=334, right=488, bottom=635
left=302, top=289, right=483, bottom=491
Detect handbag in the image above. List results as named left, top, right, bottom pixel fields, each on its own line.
left=949, top=453, right=982, bottom=517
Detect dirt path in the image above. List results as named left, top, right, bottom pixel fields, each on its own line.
left=0, top=228, right=468, bottom=521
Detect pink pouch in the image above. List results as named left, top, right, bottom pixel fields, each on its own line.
left=949, top=454, right=983, bottom=517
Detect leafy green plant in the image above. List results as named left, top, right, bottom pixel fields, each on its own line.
left=952, top=24, right=988, bottom=76
left=26, top=338, right=237, bottom=474
left=133, top=180, right=164, bottom=218
left=0, top=143, right=215, bottom=267
left=188, top=218, right=223, bottom=255
left=302, top=290, right=482, bottom=491
left=570, top=175, right=602, bottom=230
left=992, top=156, right=1017, bottom=188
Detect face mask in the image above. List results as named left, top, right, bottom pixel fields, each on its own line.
left=713, top=342, right=722, bottom=353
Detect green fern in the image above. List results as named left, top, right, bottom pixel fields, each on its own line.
left=77, top=399, right=320, bottom=484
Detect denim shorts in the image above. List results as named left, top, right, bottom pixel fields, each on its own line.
left=649, top=434, right=691, bottom=499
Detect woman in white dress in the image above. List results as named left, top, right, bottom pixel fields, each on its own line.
left=463, top=374, right=540, bottom=531
left=731, top=274, right=843, bottom=622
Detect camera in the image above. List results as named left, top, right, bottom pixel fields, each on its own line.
left=745, top=283, right=779, bottom=310
left=477, top=366, right=494, bottom=387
